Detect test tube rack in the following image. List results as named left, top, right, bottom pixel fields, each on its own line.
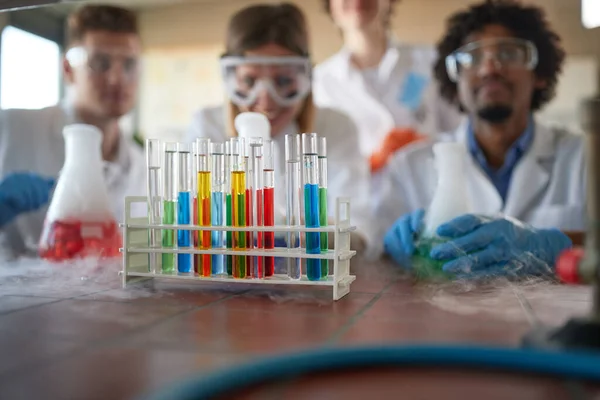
left=120, top=196, right=357, bottom=300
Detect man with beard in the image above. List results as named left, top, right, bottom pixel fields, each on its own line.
left=0, top=5, right=146, bottom=259
left=375, top=0, right=584, bottom=278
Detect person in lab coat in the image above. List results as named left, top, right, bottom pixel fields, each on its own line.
left=378, top=1, right=582, bottom=277
left=0, top=5, right=146, bottom=260
left=313, top=0, right=462, bottom=173
left=186, top=3, right=372, bottom=252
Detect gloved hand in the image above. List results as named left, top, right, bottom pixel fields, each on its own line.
left=0, top=172, right=55, bottom=227
left=370, top=128, right=425, bottom=173
left=383, top=209, right=424, bottom=266
left=429, top=214, right=573, bottom=278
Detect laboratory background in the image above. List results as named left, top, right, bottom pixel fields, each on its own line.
left=0, top=0, right=599, bottom=399
left=3, top=0, right=598, bottom=139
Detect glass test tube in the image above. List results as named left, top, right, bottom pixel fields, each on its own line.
left=225, top=141, right=233, bottom=276
left=230, top=137, right=247, bottom=278
left=162, top=142, right=178, bottom=273
left=263, top=139, right=275, bottom=277
left=285, top=134, right=302, bottom=280
left=146, top=139, right=162, bottom=273
left=192, top=142, right=199, bottom=267
left=302, top=133, right=321, bottom=281
left=318, top=137, right=329, bottom=278
left=211, top=142, right=226, bottom=275
left=249, top=138, right=264, bottom=279
left=177, top=142, right=193, bottom=273
left=244, top=150, right=252, bottom=271
left=196, top=138, right=212, bottom=277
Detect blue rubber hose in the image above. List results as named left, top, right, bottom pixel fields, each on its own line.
left=140, top=345, right=600, bottom=400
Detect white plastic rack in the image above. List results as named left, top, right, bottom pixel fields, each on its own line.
left=120, top=196, right=357, bottom=300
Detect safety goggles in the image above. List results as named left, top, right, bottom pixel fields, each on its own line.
left=220, top=56, right=311, bottom=107
left=65, top=46, right=140, bottom=81
left=445, top=38, right=538, bottom=82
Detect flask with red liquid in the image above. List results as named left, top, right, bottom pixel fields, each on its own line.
left=38, top=124, right=122, bottom=261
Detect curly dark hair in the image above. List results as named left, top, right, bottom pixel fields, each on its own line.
left=433, top=0, right=565, bottom=111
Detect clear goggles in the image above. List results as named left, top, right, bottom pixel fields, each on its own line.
left=445, top=38, right=538, bottom=82
left=65, top=46, right=140, bottom=81
left=220, top=56, right=311, bottom=107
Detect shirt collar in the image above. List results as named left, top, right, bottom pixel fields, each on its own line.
left=467, top=115, right=535, bottom=173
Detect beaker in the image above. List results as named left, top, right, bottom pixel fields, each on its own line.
left=39, top=124, right=122, bottom=261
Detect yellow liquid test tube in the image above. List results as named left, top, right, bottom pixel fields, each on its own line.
left=231, top=170, right=247, bottom=278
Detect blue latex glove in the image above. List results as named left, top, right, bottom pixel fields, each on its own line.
left=0, top=172, right=55, bottom=228
left=429, top=214, right=573, bottom=278
left=383, top=209, right=425, bottom=266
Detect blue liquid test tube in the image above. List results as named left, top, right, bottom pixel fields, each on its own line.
left=177, top=142, right=193, bottom=273
left=302, top=133, right=321, bottom=281
left=211, top=142, right=226, bottom=275
left=286, top=134, right=302, bottom=280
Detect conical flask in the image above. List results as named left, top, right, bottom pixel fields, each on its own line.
left=39, top=124, right=122, bottom=261
left=413, top=142, right=472, bottom=279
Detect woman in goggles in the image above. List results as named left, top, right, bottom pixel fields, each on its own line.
left=186, top=3, right=372, bottom=255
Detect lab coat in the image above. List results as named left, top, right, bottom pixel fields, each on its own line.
left=185, top=105, right=375, bottom=249
left=0, top=104, right=146, bottom=260
left=372, top=119, right=586, bottom=258
left=313, top=41, right=463, bottom=158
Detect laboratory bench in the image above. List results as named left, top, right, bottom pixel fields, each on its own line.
left=0, top=257, right=597, bottom=400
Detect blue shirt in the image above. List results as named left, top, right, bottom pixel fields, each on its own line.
left=467, top=117, right=535, bottom=203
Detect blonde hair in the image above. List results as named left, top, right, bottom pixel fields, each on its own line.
left=224, top=3, right=315, bottom=136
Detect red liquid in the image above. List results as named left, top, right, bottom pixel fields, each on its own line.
left=39, top=219, right=122, bottom=261
left=246, top=188, right=252, bottom=273
left=200, top=197, right=212, bottom=277
left=263, top=187, right=275, bottom=276
left=255, top=188, right=264, bottom=279
left=193, top=197, right=199, bottom=274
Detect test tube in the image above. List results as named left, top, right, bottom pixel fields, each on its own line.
left=244, top=149, right=252, bottom=271
left=318, top=137, right=328, bottom=278
left=162, top=142, right=178, bottom=273
left=177, top=142, right=193, bottom=273
left=249, top=138, right=264, bottom=279
left=285, top=134, right=302, bottom=280
left=302, top=133, right=321, bottom=281
left=263, top=139, right=275, bottom=277
left=196, top=138, right=212, bottom=277
left=146, top=139, right=162, bottom=273
left=231, top=137, right=247, bottom=278
left=225, top=141, right=233, bottom=276
left=211, top=142, right=226, bottom=275
left=191, top=142, right=199, bottom=266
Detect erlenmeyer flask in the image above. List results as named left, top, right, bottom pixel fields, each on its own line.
left=39, top=124, right=122, bottom=261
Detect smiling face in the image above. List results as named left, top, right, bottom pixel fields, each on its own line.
left=64, top=30, right=141, bottom=120
left=329, top=0, right=391, bottom=31
left=456, top=24, right=544, bottom=123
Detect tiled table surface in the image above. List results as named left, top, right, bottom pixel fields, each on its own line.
left=0, top=257, right=596, bottom=400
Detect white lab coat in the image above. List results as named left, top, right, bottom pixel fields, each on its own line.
left=185, top=105, right=375, bottom=249
left=0, top=104, right=147, bottom=260
left=372, top=119, right=586, bottom=258
left=313, top=40, right=463, bottom=158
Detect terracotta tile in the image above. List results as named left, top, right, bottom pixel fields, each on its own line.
left=0, top=346, right=243, bottom=400
left=0, top=328, right=83, bottom=376
left=78, top=282, right=232, bottom=308
left=0, top=295, right=59, bottom=314
left=125, top=304, right=345, bottom=355
left=0, top=299, right=186, bottom=342
left=220, top=291, right=375, bottom=318
left=236, top=369, right=574, bottom=400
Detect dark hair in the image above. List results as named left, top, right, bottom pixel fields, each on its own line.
left=321, top=0, right=401, bottom=28
left=433, top=0, right=565, bottom=111
left=224, top=3, right=314, bottom=135
left=67, top=5, right=139, bottom=47
left=225, top=3, right=309, bottom=56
